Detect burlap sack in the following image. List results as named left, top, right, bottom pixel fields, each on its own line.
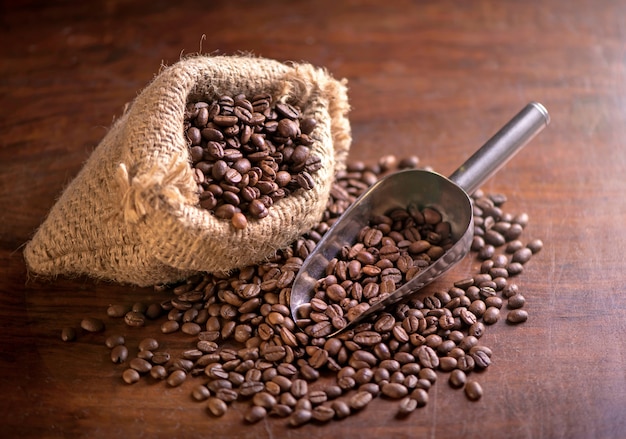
left=24, top=55, right=351, bottom=286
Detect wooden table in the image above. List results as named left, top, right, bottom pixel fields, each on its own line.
left=2, top=1, right=625, bottom=438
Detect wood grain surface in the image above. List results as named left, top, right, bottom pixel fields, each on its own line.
left=1, top=1, right=625, bottom=438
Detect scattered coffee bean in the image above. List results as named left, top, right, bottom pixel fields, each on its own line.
left=411, top=388, right=429, bottom=407
left=397, top=395, right=418, bottom=416
left=105, top=334, right=125, bottom=349
left=507, top=309, right=529, bottom=324
left=110, top=345, right=129, bottom=364
left=80, top=317, right=104, bottom=333
left=61, top=326, right=76, bottom=342
left=167, top=369, right=187, bottom=387
left=150, top=365, right=168, bottom=380
left=122, top=368, right=140, bottom=384
left=206, top=397, right=228, bottom=417
left=245, top=405, right=267, bottom=424
left=289, top=409, right=313, bottom=427
left=464, top=380, right=483, bottom=401
left=507, top=294, right=526, bottom=309
left=449, top=369, right=467, bottom=388
left=138, top=338, right=159, bottom=351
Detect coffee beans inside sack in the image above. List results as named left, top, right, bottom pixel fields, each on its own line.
left=24, top=55, right=351, bottom=286
left=63, top=154, right=542, bottom=427
left=185, top=93, right=321, bottom=230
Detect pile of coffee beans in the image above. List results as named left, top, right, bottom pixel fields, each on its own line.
left=185, top=94, right=319, bottom=229
left=298, top=204, right=454, bottom=336
left=63, top=153, right=542, bottom=427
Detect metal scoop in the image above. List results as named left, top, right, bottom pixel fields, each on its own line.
left=289, top=102, right=550, bottom=336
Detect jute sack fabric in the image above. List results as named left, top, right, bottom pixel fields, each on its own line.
left=24, top=55, right=351, bottom=286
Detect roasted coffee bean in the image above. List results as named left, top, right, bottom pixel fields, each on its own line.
left=471, top=349, right=492, bottom=369
left=191, top=384, right=211, bottom=401
left=512, top=247, right=533, bottom=264
left=206, top=397, right=228, bottom=417
left=81, top=317, right=105, bottom=333
left=245, top=405, right=267, bottom=424
left=104, top=334, right=126, bottom=349
left=130, top=358, right=152, bottom=374
left=152, top=351, right=171, bottom=365
left=150, top=365, right=168, bottom=380
left=449, top=369, right=467, bottom=388
left=397, top=396, right=418, bottom=416
left=167, top=369, right=187, bottom=387
left=411, top=388, right=429, bottom=407
left=527, top=238, right=544, bottom=254
left=482, top=307, right=500, bottom=325
left=122, top=368, right=140, bottom=384
left=311, top=405, right=335, bottom=422
left=349, top=390, right=373, bottom=410
left=507, top=293, right=526, bottom=309
left=507, top=309, right=529, bottom=324
left=124, top=311, right=146, bottom=327
left=161, top=320, right=180, bottom=333
left=138, top=337, right=159, bottom=351
left=252, top=392, right=277, bottom=409
left=464, top=380, right=483, bottom=401
left=381, top=382, right=409, bottom=399
left=289, top=409, right=312, bottom=427
left=110, top=345, right=129, bottom=364
left=61, top=326, right=76, bottom=342
left=107, top=304, right=131, bottom=318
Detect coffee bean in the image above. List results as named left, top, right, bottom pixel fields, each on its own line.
left=464, top=380, right=483, bottom=401
left=507, top=309, right=529, bottom=324
left=397, top=396, right=418, bottom=416
left=192, top=384, right=211, bottom=401
left=245, top=405, right=267, bottom=424
left=161, top=320, right=180, bottom=334
left=251, top=391, right=276, bottom=410
left=110, top=345, right=129, bottom=364
left=449, top=369, right=467, bottom=388
left=311, top=405, right=335, bottom=422
left=107, top=304, right=130, bottom=318
left=381, top=382, right=409, bottom=399
left=507, top=294, right=526, bottom=309
left=122, top=368, right=140, bottom=384
left=411, top=388, right=429, bottom=407
left=61, top=327, right=76, bottom=342
left=512, top=247, right=533, bottom=264
left=206, top=397, right=228, bottom=417
left=150, top=365, right=168, bottom=380
left=103, top=334, right=124, bottom=349
left=124, top=311, right=146, bottom=327
left=81, top=317, right=105, bottom=333
left=527, top=238, right=544, bottom=254
left=482, top=307, right=500, bottom=325
left=289, top=409, right=312, bottom=427
left=138, top=337, right=159, bottom=351
left=130, top=358, right=152, bottom=374
left=349, top=390, right=373, bottom=410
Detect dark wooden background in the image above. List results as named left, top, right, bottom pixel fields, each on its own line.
left=1, top=1, right=625, bottom=438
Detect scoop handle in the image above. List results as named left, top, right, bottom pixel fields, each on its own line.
left=449, top=102, right=550, bottom=195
